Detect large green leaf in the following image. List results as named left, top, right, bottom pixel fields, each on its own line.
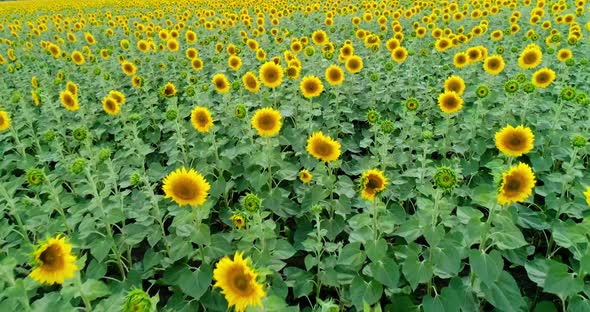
left=480, top=271, right=526, bottom=312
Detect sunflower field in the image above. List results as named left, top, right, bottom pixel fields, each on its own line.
left=1, top=0, right=590, bottom=311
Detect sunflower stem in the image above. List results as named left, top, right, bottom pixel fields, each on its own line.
left=192, top=206, right=206, bottom=263
left=142, top=176, right=172, bottom=258
left=0, top=184, right=33, bottom=248
left=76, top=273, right=93, bottom=311
left=266, top=137, right=273, bottom=192
left=480, top=202, right=499, bottom=252
left=371, top=196, right=380, bottom=241
left=42, top=173, right=73, bottom=235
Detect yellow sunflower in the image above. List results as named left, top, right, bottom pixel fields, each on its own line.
left=108, top=90, right=125, bottom=105
left=437, top=91, right=463, bottom=114
left=306, top=131, right=341, bottom=162
left=517, top=46, right=542, bottom=69
left=242, top=72, right=260, bottom=93
left=230, top=215, right=246, bottom=229
left=531, top=67, right=556, bottom=88
left=453, top=52, right=469, bottom=68
left=495, top=125, right=534, bottom=157
left=259, top=61, right=283, bottom=88
left=191, top=58, right=204, bottom=71
left=584, top=187, right=590, bottom=207
left=345, top=55, right=363, bottom=73
left=102, top=96, right=120, bottom=116
left=557, top=48, right=572, bottom=62
left=497, top=163, right=536, bottom=205
left=60, top=90, right=79, bottom=111
left=228, top=55, right=243, bottom=71
left=391, top=46, right=408, bottom=63
left=65, top=81, right=78, bottom=97
left=466, top=47, right=481, bottom=62
left=360, top=169, right=388, bottom=201
left=483, top=55, right=505, bottom=75
left=444, top=76, right=466, bottom=95
left=161, top=82, right=177, bottom=97
left=300, top=76, right=324, bottom=99
left=0, top=110, right=11, bottom=131
left=29, top=235, right=78, bottom=285
left=71, top=50, right=85, bottom=65
left=213, top=252, right=266, bottom=312
left=251, top=107, right=282, bottom=137
left=212, top=73, right=230, bottom=94
left=312, top=29, right=329, bottom=46
left=191, top=106, right=214, bottom=133
left=299, top=169, right=313, bottom=183
left=121, top=61, right=137, bottom=76
left=162, top=167, right=210, bottom=207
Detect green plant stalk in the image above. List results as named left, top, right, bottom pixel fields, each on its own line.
left=106, top=160, right=132, bottom=268
left=480, top=202, right=498, bottom=252
left=85, top=169, right=126, bottom=280
left=42, top=174, right=73, bottom=235
left=9, top=126, right=27, bottom=157
left=428, top=190, right=441, bottom=296
left=76, top=273, right=92, bottom=311
left=266, top=136, right=273, bottom=192
left=371, top=196, right=380, bottom=241
left=174, top=116, right=189, bottom=167
left=314, top=213, right=324, bottom=305
left=142, top=176, right=172, bottom=258
left=0, top=185, right=33, bottom=247
left=191, top=206, right=207, bottom=263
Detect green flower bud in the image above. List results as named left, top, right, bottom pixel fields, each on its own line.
left=546, top=47, right=555, bottom=55
left=103, top=73, right=111, bottom=80
left=421, top=130, right=433, bottom=140
left=551, top=33, right=561, bottom=43
left=510, top=47, right=518, bottom=53
left=369, top=72, right=380, bottom=82
left=98, top=148, right=112, bottom=162
left=523, top=83, right=535, bottom=93
left=379, top=119, right=395, bottom=134
left=561, top=87, right=576, bottom=100
left=81, top=68, right=88, bottom=74
left=93, top=67, right=101, bottom=75
left=189, top=76, right=198, bottom=84
left=129, top=113, right=141, bottom=122
left=7, top=65, right=14, bottom=73
left=310, top=204, right=323, bottom=215
left=70, top=158, right=86, bottom=175
left=504, top=80, right=519, bottom=94
left=567, top=37, right=577, bottom=46
left=531, top=34, right=539, bottom=41
left=186, top=86, right=195, bottom=96
left=242, top=193, right=261, bottom=212
left=43, top=130, right=56, bottom=142
left=565, top=59, right=575, bottom=66
left=130, top=172, right=142, bottom=187
left=515, top=73, right=526, bottom=84
left=166, top=109, right=178, bottom=121
left=324, top=51, right=333, bottom=60
left=123, top=289, right=153, bottom=312
left=384, top=62, right=394, bottom=71
left=26, top=168, right=45, bottom=186
left=304, top=46, right=315, bottom=57
left=72, top=127, right=88, bottom=141
left=580, top=58, right=589, bottom=66
left=496, top=46, right=504, bottom=54
left=11, top=91, right=22, bottom=103
left=571, top=134, right=586, bottom=148
left=234, top=104, right=246, bottom=119
left=576, top=92, right=588, bottom=106
left=433, top=166, right=459, bottom=190
left=201, top=84, right=209, bottom=91
left=419, top=49, right=429, bottom=56
left=53, top=77, right=62, bottom=85
left=366, top=109, right=380, bottom=124
left=180, top=71, right=188, bottom=79
left=476, top=85, right=489, bottom=98
left=167, top=55, right=175, bottom=62
left=405, top=97, right=419, bottom=111
left=212, top=56, right=219, bottom=63
left=231, top=80, right=241, bottom=91
left=442, top=64, right=450, bottom=70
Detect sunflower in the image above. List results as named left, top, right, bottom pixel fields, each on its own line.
left=29, top=235, right=78, bottom=285
left=299, top=169, right=313, bottom=183
left=102, top=96, right=120, bottom=115
left=107, top=90, right=125, bottom=105
left=360, top=169, right=388, bottom=201
left=312, top=29, right=329, bottom=46
left=495, top=125, right=534, bottom=157
left=212, top=73, right=230, bottom=94
left=584, top=187, right=590, bottom=207
left=497, top=163, right=536, bottom=205
left=121, top=61, right=137, bottom=76
left=230, top=215, right=246, bottom=229
left=300, top=76, right=324, bottom=98
left=325, top=65, right=344, bottom=86
left=391, top=46, right=408, bottom=63
left=167, top=39, right=179, bottom=52
left=453, top=52, right=469, bottom=68
left=132, top=75, right=143, bottom=88
left=557, top=48, right=572, bottom=62
left=137, top=40, right=150, bottom=53
left=466, top=47, right=481, bottom=62
left=483, top=55, right=505, bottom=75
left=286, top=66, right=300, bottom=79
left=444, top=76, right=466, bottom=95
left=213, top=252, right=266, bottom=312
left=162, top=167, right=210, bottom=207
left=251, top=107, right=282, bottom=137
left=228, top=55, right=242, bottom=71
left=60, top=90, right=79, bottom=111
left=437, top=91, right=463, bottom=114
left=259, top=61, right=283, bottom=88
left=65, top=81, right=78, bottom=97
left=517, top=46, right=542, bottom=69
left=306, top=131, right=341, bottom=162
left=191, top=106, right=214, bottom=133
left=191, top=58, right=204, bottom=71
left=531, top=67, right=556, bottom=88
left=0, top=110, right=11, bottom=131
left=242, top=72, right=260, bottom=93
left=345, top=55, right=363, bottom=73
left=161, top=82, right=177, bottom=97
left=435, top=38, right=451, bottom=52
left=71, top=50, right=85, bottom=65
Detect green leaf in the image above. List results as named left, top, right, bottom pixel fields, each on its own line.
left=422, top=295, right=445, bottom=312
left=349, top=276, right=383, bottom=309
left=80, top=279, right=111, bottom=302
left=534, top=301, right=557, bottom=312
left=542, top=260, right=583, bottom=300
left=469, top=249, right=503, bottom=284
left=480, top=271, right=526, bottom=312
left=178, top=264, right=212, bottom=300
left=365, top=238, right=388, bottom=262
left=402, top=253, right=433, bottom=290
left=338, top=242, right=366, bottom=270
left=284, top=267, right=314, bottom=298
left=369, top=257, right=399, bottom=289
left=431, top=238, right=462, bottom=279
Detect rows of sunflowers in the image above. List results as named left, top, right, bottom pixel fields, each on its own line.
left=1, top=0, right=590, bottom=310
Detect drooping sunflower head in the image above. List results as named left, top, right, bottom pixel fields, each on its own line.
left=498, top=162, right=536, bottom=205
left=345, top=55, right=363, bottom=73
left=0, top=110, right=12, bottom=131
left=29, top=235, right=78, bottom=285
left=212, top=73, right=230, bottom=94
left=444, top=75, right=466, bottom=95
left=494, top=124, right=534, bottom=157
left=102, top=96, right=120, bottom=116
left=242, top=193, right=261, bottom=212
left=161, top=82, right=177, bottom=97
left=242, top=72, right=260, bottom=93
left=251, top=107, right=282, bottom=137
left=306, top=131, right=341, bottom=162
left=132, top=75, right=143, bottom=88
left=360, top=169, right=388, bottom=201
left=325, top=65, right=344, bottom=86
left=191, top=106, right=214, bottom=133
left=162, top=167, right=211, bottom=207
left=60, top=90, right=80, bottom=111
left=483, top=55, right=505, bottom=75
left=437, top=91, right=463, bottom=114
left=299, top=169, right=313, bottom=183
left=300, top=76, right=324, bottom=99
left=531, top=67, right=556, bottom=89
left=259, top=61, right=283, bottom=88
left=122, top=288, right=153, bottom=312
left=213, top=252, right=266, bottom=312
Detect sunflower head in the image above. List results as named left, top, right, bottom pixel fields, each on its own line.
left=453, top=52, right=469, bottom=68
left=300, top=76, right=324, bottom=99
left=213, top=252, right=266, bottom=312
left=391, top=46, right=408, bottom=63
left=444, top=75, right=466, bottom=95
left=476, top=85, right=489, bottom=98
left=433, top=166, right=459, bottom=190
left=60, top=90, right=80, bottom=111
left=518, top=46, right=542, bottom=69
left=161, top=82, right=177, bottom=97
left=504, top=80, right=519, bottom=93
left=0, top=110, right=11, bottom=131
left=242, top=72, right=260, bottom=93
left=306, top=131, right=341, bottom=162
left=495, top=125, right=535, bottom=157
left=437, top=91, right=463, bottom=114
left=251, top=107, right=282, bottom=137
left=122, top=289, right=154, bottom=312
left=366, top=109, right=380, bottom=124
left=325, top=65, right=344, bottom=86
left=345, top=55, right=363, bottom=73
left=109, top=90, right=126, bottom=105
left=483, top=55, right=505, bottom=75
left=299, top=169, right=313, bottom=183
left=498, top=162, right=536, bottom=205
left=230, top=214, right=246, bottom=229
left=531, top=67, right=556, bottom=88
left=162, top=167, right=211, bottom=207
left=26, top=168, right=45, bottom=186
left=571, top=134, right=586, bottom=148
left=242, top=193, right=261, bottom=212
left=584, top=187, right=590, bottom=207
left=259, top=61, right=283, bottom=88
left=191, top=106, right=214, bottom=133
left=29, top=235, right=78, bottom=285
left=360, top=169, right=388, bottom=201
left=102, top=96, right=121, bottom=116
left=212, top=73, right=230, bottom=94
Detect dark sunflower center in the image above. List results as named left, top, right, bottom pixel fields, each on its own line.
left=537, top=74, right=547, bottom=82
left=265, top=69, right=277, bottom=82
left=258, top=114, right=275, bottom=130
left=329, top=70, right=340, bottom=81
left=233, top=273, right=250, bottom=292
left=524, top=52, right=537, bottom=64
left=444, top=96, right=457, bottom=108
left=246, top=77, right=257, bottom=88
left=314, top=141, right=332, bottom=156
left=349, top=60, right=359, bottom=69
left=305, top=81, right=317, bottom=93
left=366, top=177, right=382, bottom=189
left=197, top=113, right=208, bottom=124
left=489, top=60, right=498, bottom=68
left=173, top=181, right=196, bottom=200
left=215, top=79, right=225, bottom=89
left=505, top=177, right=521, bottom=192
left=40, top=245, right=62, bottom=269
